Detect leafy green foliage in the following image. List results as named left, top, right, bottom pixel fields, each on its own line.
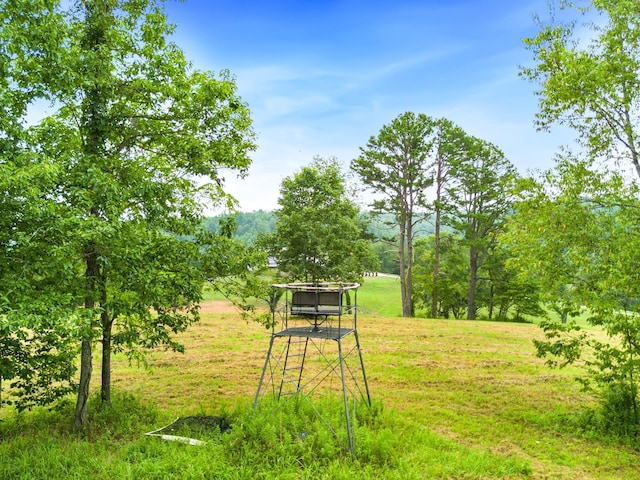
left=352, top=112, right=439, bottom=316
left=521, top=0, right=640, bottom=177
left=413, top=233, right=541, bottom=321
left=482, top=243, right=545, bottom=322
left=0, top=0, right=256, bottom=424
left=202, top=211, right=277, bottom=245
left=263, top=157, right=378, bottom=283
left=0, top=316, right=78, bottom=411
left=0, top=2, right=80, bottom=412
left=513, top=0, right=640, bottom=435
left=507, top=160, right=640, bottom=434
left=413, top=235, right=469, bottom=319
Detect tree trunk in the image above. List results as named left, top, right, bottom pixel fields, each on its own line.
left=398, top=220, right=412, bottom=317
left=75, top=245, right=98, bottom=432
left=75, top=339, right=92, bottom=431
left=488, top=282, right=494, bottom=320
left=101, top=325, right=111, bottom=405
left=100, top=282, right=112, bottom=405
left=467, top=246, right=478, bottom=320
left=406, top=215, right=414, bottom=317
left=404, top=260, right=413, bottom=316
left=431, top=160, right=443, bottom=318
left=431, top=213, right=440, bottom=318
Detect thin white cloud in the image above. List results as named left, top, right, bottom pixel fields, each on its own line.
left=363, top=46, right=467, bottom=83
left=262, top=94, right=338, bottom=118
left=163, top=0, right=586, bottom=212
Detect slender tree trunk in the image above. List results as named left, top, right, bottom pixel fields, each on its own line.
left=75, top=245, right=98, bottom=431
left=100, top=280, right=112, bottom=405
left=431, top=211, right=441, bottom=318
left=488, top=283, right=494, bottom=320
left=101, top=322, right=112, bottom=405
left=431, top=156, right=444, bottom=318
left=467, top=245, right=478, bottom=320
left=398, top=220, right=412, bottom=317
left=75, top=339, right=92, bottom=431
left=406, top=215, right=414, bottom=317
left=622, top=106, right=640, bottom=181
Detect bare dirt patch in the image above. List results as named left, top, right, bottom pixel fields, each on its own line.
left=198, top=300, right=238, bottom=314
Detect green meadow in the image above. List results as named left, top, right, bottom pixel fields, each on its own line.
left=0, top=276, right=637, bottom=479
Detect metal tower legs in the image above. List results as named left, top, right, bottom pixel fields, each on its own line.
left=252, top=334, right=276, bottom=410
left=253, top=332, right=370, bottom=455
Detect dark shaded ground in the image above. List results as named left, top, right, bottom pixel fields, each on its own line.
left=152, top=415, right=232, bottom=437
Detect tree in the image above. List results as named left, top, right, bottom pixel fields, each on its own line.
left=521, top=0, right=640, bottom=177
left=263, top=157, right=378, bottom=283
left=429, top=119, right=469, bottom=318
left=507, top=160, right=640, bottom=432
left=0, top=0, right=80, bottom=411
left=370, top=241, right=400, bottom=275
left=509, top=0, right=640, bottom=433
left=443, top=136, right=517, bottom=320
left=352, top=112, right=437, bottom=317
left=483, top=243, right=544, bottom=322
left=0, top=0, right=256, bottom=429
left=413, top=234, right=469, bottom=319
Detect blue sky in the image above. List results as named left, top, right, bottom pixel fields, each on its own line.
left=163, top=0, right=575, bottom=212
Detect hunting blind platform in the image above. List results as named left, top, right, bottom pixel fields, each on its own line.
left=253, top=282, right=371, bottom=454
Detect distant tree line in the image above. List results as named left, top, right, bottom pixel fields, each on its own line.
left=202, top=211, right=278, bottom=245
left=203, top=212, right=433, bottom=251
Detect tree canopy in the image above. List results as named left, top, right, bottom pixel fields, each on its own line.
left=521, top=0, right=640, bottom=176
left=263, top=157, right=378, bottom=283
left=508, top=0, right=640, bottom=434
left=0, top=0, right=256, bottom=428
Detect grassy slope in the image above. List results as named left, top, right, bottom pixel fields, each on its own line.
left=1, top=277, right=638, bottom=479
left=358, top=274, right=403, bottom=317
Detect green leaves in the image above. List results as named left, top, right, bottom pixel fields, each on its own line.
left=265, top=157, right=377, bottom=283
left=534, top=320, right=586, bottom=368
left=508, top=155, right=640, bottom=431
left=0, top=312, right=79, bottom=411
left=522, top=0, right=640, bottom=177
left=352, top=112, right=436, bottom=212
left=0, top=0, right=256, bottom=415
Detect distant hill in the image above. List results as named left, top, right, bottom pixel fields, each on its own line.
left=202, top=210, right=277, bottom=244
left=203, top=210, right=436, bottom=245
left=364, top=212, right=435, bottom=240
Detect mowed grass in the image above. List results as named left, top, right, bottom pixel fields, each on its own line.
left=1, top=277, right=638, bottom=479
left=358, top=274, right=403, bottom=317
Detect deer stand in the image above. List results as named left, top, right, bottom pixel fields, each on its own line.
left=253, top=282, right=371, bottom=455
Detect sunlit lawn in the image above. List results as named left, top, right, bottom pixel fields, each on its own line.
left=1, top=276, right=638, bottom=479
left=109, top=296, right=636, bottom=479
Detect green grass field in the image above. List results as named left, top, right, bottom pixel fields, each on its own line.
left=358, top=274, right=403, bottom=317
left=0, top=277, right=638, bottom=479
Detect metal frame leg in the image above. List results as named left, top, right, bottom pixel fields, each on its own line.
left=253, top=335, right=276, bottom=409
